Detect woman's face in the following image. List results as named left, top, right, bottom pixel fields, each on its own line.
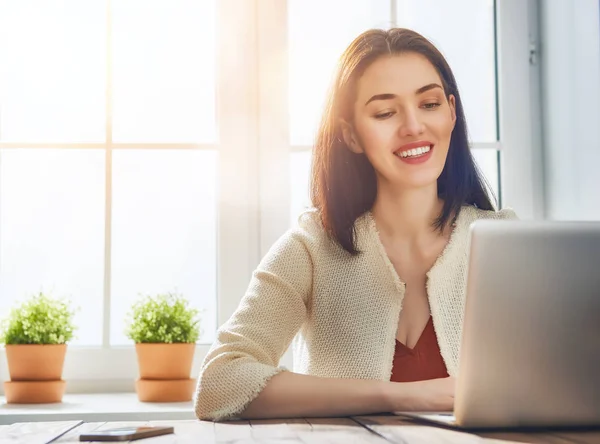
left=343, top=52, right=456, bottom=191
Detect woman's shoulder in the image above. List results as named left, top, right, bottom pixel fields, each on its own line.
left=258, top=209, right=341, bottom=275
left=458, top=205, right=518, bottom=226
left=295, top=207, right=322, bottom=229
left=273, top=209, right=330, bottom=253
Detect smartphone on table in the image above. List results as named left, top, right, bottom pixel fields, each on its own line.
left=79, top=426, right=174, bottom=441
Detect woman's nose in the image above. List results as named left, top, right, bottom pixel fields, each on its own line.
left=398, top=109, right=425, bottom=138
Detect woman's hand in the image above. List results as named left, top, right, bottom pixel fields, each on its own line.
left=387, top=376, right=456, bottom=412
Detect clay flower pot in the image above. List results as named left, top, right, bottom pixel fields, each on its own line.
left=3, top=344, right=67, bottom=403
left=134, top=343, right=195, bottom=402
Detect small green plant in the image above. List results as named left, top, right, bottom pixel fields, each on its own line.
left=125, top=292, right=201, bottom=344
left=0, top=292, right=76, bottom=345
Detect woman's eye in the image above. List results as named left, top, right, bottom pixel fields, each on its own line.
left=374, top=111, right=394, bottom=119
left=422, top=102, right=441, bottom=110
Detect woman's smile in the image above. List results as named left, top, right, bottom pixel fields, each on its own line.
left=394, top=141, right=434, bottom=165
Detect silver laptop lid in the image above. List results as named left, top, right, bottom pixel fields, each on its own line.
left=455, top=220, right=600, bottom=428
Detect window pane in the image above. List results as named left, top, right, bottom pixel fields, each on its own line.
left=0, top=149, right=105, bottom=346
left=290, top=149, right=500, bottom=225
left=111, top=150, right=217, bottom=345
left=0, top=1, right=106, bottom=142
left=288, top=0, right=391, bottom=146
left=396, top=0, right=497, bottom=142
left=112, top=0, right=216, bottom=143
left=472, top=148, right=500, bottom=205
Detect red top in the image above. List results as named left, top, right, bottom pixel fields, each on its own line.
left=390, top=316, right=449, bottom=382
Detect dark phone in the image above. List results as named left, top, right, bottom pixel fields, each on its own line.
left=79, top=426, right=174, bottom=442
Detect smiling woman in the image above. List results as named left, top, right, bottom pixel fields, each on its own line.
left=194, top=27, right=516, bottom=421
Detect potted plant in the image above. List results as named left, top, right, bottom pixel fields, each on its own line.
left=0, top=292, right=76, bottom=403
left=125, top=292, right=201, bottom=402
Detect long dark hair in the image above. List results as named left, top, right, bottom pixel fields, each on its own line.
left=310, top=28, right=494, bottom=255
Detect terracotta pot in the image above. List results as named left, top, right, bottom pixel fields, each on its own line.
left=135, top=378, right=196, bottom=402
left=5, top=344, right=67, bottom=381
left=135, top=343, right=195, bottom=380
left=4, top=380, right=66, bottom=404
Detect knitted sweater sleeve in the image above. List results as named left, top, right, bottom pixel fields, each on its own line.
left=194, top=229, right=312, bottom=421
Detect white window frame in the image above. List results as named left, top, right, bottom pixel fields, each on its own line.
left=0, top=0, right=261, bottom=394
left=0, top=0, right=543, bottom=394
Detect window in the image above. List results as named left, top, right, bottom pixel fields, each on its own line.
left=0, top=0, right=257, bottom=392
left=0, top=0, right=539, bottom=392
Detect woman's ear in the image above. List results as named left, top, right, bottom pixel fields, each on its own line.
left=340, top=119, right=363, bottom=154
left=448, top=94, right=457, bottom=129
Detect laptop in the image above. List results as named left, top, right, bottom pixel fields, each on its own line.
left=395, top=220, right=600, bottom=431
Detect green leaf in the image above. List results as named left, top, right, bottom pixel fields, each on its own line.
left=123, top=292, right=201, bottom=344
left=0, top=292, right=78, bottom=345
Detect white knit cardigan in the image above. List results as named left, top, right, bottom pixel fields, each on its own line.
left=194, top=205, right=517, bottom=420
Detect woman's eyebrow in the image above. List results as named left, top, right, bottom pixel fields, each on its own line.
left=415, top=83, right=443, bottom=95
left=364, top=83, right=444, bottom=106
left=364, top=93, right=396, bottom=106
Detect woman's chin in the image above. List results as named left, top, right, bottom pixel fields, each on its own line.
left=394, top=171, right=443, bottom=191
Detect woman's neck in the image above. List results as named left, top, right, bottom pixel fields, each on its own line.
left=371, top=183, right=444, bottom=242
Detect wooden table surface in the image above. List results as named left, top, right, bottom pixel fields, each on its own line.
left=1, top=414, right=599, bottom=443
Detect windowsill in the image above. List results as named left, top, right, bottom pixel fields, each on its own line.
left=0, top=393, right=196, bottom=425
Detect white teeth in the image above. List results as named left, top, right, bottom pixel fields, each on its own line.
left=397, top=145, right=431, bottom=158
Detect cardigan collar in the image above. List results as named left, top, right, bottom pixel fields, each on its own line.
left=354, top=205, right=474, bottom=296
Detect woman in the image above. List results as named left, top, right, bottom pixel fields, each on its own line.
left=194, top=28, right=515, bottom=420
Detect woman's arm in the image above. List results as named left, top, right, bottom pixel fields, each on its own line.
left=194, top=229, right=313, bottom=420
left=242, top=371, right=455, bottom=418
